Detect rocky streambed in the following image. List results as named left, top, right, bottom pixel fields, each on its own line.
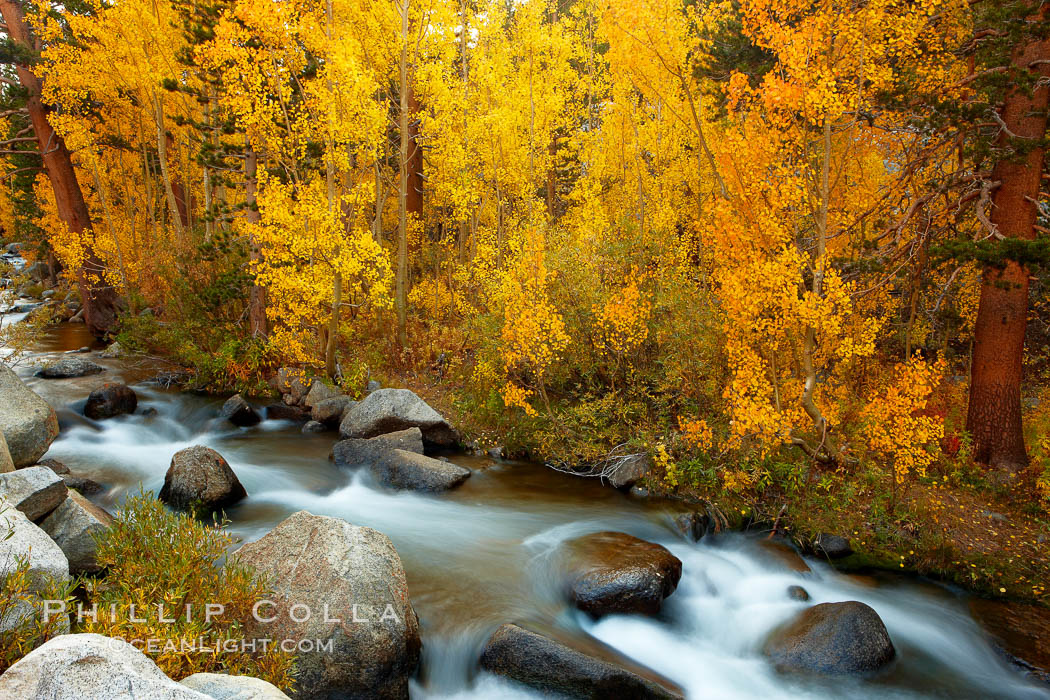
left=2, top=316, right=1050, bottom=699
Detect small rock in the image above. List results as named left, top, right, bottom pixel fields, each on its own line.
left=180, top=673, right=290, bottom=699
left=40, top=289, right=55, bottom=299
left=301, top=420, right=326, bottom=433
left=140, top=407, right=158, bottom=417
left=62, top=476, right=105, bottom=496
left=368, top=427, right=425, bottom=454
left=4, top=241, right=23, bottom=254
left=764, top=601, right=895, bottom=675
left=562, top=531, right=682, bottom=617
left=479, top=623, right=682, bottom=699
left=99, top=341, right=123, bottom=359
left=69, top=309, right=84, bottom=323
left=604, top=453, right=653, bottom=490
left=334, top=440, right=469, bottom=491
left=84, top=383, right=138, bottom=420
left=814, top=533, right=853, bottom=559
left=366, top=379, right=381, bottom=392
left=303, top=380, right=339, bottom=408
left=265, top=404, right=309, bottom=422
left=159, top=446, right=247, bottom=514
left=0, top=633, right=209, bottom=699
left=787, top=585, right=810, bottom=602
left=39, top=491, right=114, bottom=574
left=35, top=356, right=105, bottom=379
left=0, top=466, right=68, bottom=521
left=487, top=446, right=504, bottom=459
left=219, top=394, right=262, bottom=427
left=311, top=395, right=352, bottom=427
left=673, top=511, right=711, bottom=542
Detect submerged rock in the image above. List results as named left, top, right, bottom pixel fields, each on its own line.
left=755, top=539, right=812, bottom=574
left=0, top=363, right=59, bottom=467
left=970, top=598, right=1050, bottom=683
left=0, top=466, right=67, bottom=521
left=237, top=510, right=420, bottom=699
left=562, top=531, right=682, bottom=617
left=264, top=403, right=309, bottom=423
left=301, top=420, right=326, bottom=433
left=159, top=446, right=246, bottom=514
left=479, top=623, right=682, bottom=699
left=764, top=601, right=895, bottom=675
left=84, top=383, right=138, bottom=420
left=219, top=394, right=261, bottom=427
left=339, top=388, right=456, bottom=446
left=39, top=491, right=114, bottom=574
left=35, top=356, right=105, bottom=379
left=0, top=634, right=209, bottom=699
left=787, top=585, right=810, bottom=602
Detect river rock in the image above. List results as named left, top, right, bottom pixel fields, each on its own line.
left=39, top=490, right=113, bottom=574
left=339, top=388, right=456, bottom=446
left=37, top=457, right=69, bottom=474
left=787, top=585, right=810, bottom=602
left=673, top=511, right=711, bottom=542
left=303, top=380, right=339, bottom=408
left=0, top=506, right=70, bottom=635
left=813, top=533, right=853, bottom=559
left=561, top=531, right=682, bottom=617
left=0, top=633, right=210, bottom=699
left=99, top=341, right=124, bottom=359
left=0, top=431, right=13, bottom=473
left=25, top=260, right=48, bottom=282
left=62, top=475, right=105, bottom=496
left=366, top=379, right=382, bottom=392
left=301, top=420, right=326, bottom=433
left=764, top=601, right=896, bottom=675
left=0, top=466, right=67, bottom=521
left=159, top=446, right=247, bottom=513
left=237, top=510, right=421, bottom=699
left=311, top=395, right=352, bottom=427
left=604, top=453, right=652, bottom=490
left=220, top=394, right=261, bottom=427
left=84, top=383, right=138, bottom=420
left=35, top=356, right=105, bottom=379
left=970, top=598, right=1050, bottom=682
left=180, top=673, right=290, bottom=699
left=264, top=403, right=308, bottom=422
left=479, top=623, right=682, bottom=699
left=0, top=363, right=59, bottom=467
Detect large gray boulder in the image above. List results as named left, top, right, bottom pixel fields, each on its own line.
left=0, top=466, right=67, bottom=521
left=34, top=356, right=105, bottom=379
left=339, top=388, right=456, bottom=446
left=84, top=383, right=138, bottom=420
left=0, top=363, right=59, bottom=467
left=159, top=446, right=246, bottom=513
left=0, top=431, right=13, bottom=473
left=764, top=601, right=896, bottom=675
left=180, top=673, right=290, bottom=699
left=0, top=633, right=210, bottom=699
left=333, top=439, right=469, bottom=492
left=237, top=511, right=420, bottom=699
left=479, top=623, right=682, bottom=699
left=0, top=505, right=70, bottom=635
left=220, top=394, right=261, bottom=427
left=561, top=532, right=682, bottom=617
left=39, top=491, right=114, bottom=574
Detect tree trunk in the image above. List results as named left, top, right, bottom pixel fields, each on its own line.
left=406, top=82, right=424, bottom=237
left=396, top=0, right=411, bottom=349
left=0, top=0, right=119, bottom=338
left=245, top=146, right=268, bottom=339
left=966, top=12, right=1050, bottom=472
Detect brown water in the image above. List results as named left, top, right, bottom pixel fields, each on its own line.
left=12, top=320, right=1050, bottom=699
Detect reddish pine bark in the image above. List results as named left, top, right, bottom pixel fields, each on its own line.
left=0, top=0, right=119, bottom=338
left=966, top=10, right=1050, bottom=472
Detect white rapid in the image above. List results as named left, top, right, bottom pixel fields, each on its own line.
left=12, top=326, right=1050, bottom=700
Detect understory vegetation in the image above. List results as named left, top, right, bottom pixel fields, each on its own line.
left=0, top=0, right=1047, bottom=602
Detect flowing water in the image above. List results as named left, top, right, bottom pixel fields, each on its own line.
left=6, top=317, right=1050, bottom=699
